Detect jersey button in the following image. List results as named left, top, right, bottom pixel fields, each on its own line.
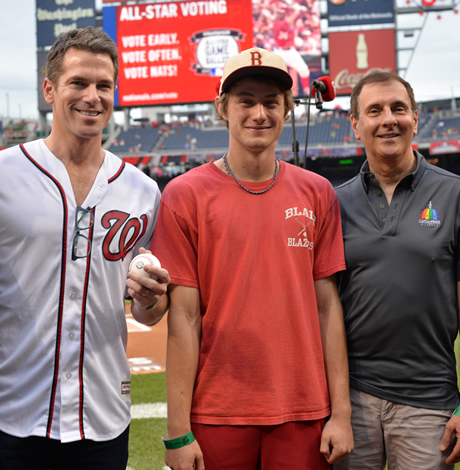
left=70, top=293, right=77, bottom=300
left=69, top=333, right=75, bottom=339
left=66, top=373, right=72, bottom=380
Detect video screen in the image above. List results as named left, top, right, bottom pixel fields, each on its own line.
left=103, top=0, right=321, bottom=106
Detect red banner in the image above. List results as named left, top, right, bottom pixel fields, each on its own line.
left=115, top=0, right=253, bottom=106
left=329, top=29, right=396, bottom=95
left=429, top=141, right=460, bottom=155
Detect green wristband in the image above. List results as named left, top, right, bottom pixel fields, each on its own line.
left=163, top=431, right=196, bottom=450
left=452, top=406, right=460, bottom=416
left=144, top=300, right=158, bottom=310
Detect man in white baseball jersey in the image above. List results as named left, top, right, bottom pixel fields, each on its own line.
left=0, top=27, right=169, bottom=469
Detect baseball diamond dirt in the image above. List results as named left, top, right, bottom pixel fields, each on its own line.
left=125, top=303, right=167, bottom=374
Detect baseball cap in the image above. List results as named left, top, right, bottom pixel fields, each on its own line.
left=218, top=47, right=293, bottom=95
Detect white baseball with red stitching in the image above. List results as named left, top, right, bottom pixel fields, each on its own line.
left=129, top=253, right=161, bottom=279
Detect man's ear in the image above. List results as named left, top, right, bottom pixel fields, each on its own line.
left=43, top=77, right=54, bottom=105
left=351, top=115, right=361, bottom=141
left=413, top=110, right=418, bottom=136
left=215, top=97, right=227, bottom=122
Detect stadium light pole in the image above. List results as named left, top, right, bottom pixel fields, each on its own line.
left=5, top=93, right=9, bottom=118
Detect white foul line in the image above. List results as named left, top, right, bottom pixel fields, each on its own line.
left=131, top=402, right=167, bottom=419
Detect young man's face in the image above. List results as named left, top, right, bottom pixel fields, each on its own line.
left=43, top=48, right=115, bottom=142
left=351, top=80, right=418, bottom=163
left=218, top=76, right=286, bottom=155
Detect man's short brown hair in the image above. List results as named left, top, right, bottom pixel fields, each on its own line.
left=47, top=26, right=119, bottom=85
left=350, top=71, right=417, bottom=120
left=215, top=76, right=295, bottom=128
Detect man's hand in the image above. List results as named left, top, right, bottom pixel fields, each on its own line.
left=126, top=247, right=170, bottom=325
left=440, top=414, right=460, bottom=464
left=320, top=414, right=354, bottom=465
left=127, top=247, right=170, bottom=308
left=165, top=440, right=205, bottom=470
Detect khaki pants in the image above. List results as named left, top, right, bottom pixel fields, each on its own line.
left=334, top=387, right=455, bottom=470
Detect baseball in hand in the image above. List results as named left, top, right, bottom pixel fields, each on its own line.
left=129, top=253, right=161, bottom=280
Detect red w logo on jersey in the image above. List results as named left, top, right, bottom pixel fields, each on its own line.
left=101, top=211, right=148, bottom=261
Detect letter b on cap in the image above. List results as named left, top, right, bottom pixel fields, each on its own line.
left=250, top=51, right=262, bottom=66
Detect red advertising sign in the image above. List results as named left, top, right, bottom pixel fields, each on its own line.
left=115, top=0, right=254, bottom=106
left=429, top=141, right=460, bottom=155
left=329, top=29, right=396, bottom=95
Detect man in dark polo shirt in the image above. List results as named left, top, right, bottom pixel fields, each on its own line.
left=335, top=71, right=460, bottom=469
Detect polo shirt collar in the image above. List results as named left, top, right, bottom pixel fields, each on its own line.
left=359, top=150, right=426, bottom=193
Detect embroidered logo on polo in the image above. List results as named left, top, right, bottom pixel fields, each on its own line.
left=285, top=206, right=316, bottom=250
left=419, top=201, right=441, bottom=227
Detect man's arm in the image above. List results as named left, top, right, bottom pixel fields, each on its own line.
left=164, top=284, right=204, bottom=470
left=315, top=274, right=354, bottom=465
left=439, top=281, right=460, bottom=464
left=126, top=247, right=171, bottom=325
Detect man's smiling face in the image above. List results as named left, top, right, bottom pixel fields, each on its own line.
left=351, top=80, right=418, bottom=163
left=218, top=76, right=286, bottom=155
left=43, top=48, right=115, bottom=142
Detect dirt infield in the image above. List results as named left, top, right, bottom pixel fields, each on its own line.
left=125, top=303, right=167, bottom=374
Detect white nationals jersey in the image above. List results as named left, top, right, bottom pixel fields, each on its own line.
left=0, top=140, right=161, bottom=443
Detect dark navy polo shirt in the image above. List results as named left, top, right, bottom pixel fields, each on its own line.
left=336, top=152, right=460, bottom=409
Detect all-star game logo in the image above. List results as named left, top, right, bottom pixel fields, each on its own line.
left=419, top=201, right=441, bottom=227
left=190, top=29, right=243, bottom=76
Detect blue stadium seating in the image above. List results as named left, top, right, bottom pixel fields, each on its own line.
left=105, top=112, right=460, bottom=161
left=280, top=116, right=354, bottom=147
left=418, top=116, right=460, bottom=141
left=108, top=127, right=161, bottom=153
left=160, top=125, right=229, bottom=150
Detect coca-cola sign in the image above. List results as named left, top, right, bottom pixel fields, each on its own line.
left=329, top=29, right=396, bottom=95
left=334, top=67, right=393, bottom=90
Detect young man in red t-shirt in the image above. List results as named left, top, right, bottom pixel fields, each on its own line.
left=151, top=47, right=353, bottom=469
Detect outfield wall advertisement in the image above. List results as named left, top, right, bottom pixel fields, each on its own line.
left=329, top=29, right=396, bottom=95
left=103, top=0, right=322, bottom=106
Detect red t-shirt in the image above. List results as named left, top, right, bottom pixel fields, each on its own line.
left=151, top=161, right=345, bottom=425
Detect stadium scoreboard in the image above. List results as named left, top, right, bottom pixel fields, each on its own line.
left=103, top=0, right=323, bottom=106
left=103, top=0, right=254, bottom=107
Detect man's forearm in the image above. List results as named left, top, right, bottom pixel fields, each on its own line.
left=319, top=302, right=351, bottom=418
left=315, top=276, right=353, bottom=464
left=315, top=276, right=351, bottom=418
left=131, top=293, right=169, bottom=326
left=166, top=286, right=202, bottom=438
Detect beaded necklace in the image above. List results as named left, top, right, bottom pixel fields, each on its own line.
left=222, top=154, right=280, bottom=195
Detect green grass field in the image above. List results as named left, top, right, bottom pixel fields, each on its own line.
left=128, top=373, right=167, bottom=470
left=128, top=341, right=460, bottom=470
